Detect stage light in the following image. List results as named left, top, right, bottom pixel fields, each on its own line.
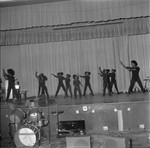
left=114, top=108, right=117, bottom=112
left=139, top=124, right=145, bottom=129
left=82, top=106, right=87, bottom=111
left=103, top=126, right=108, bottom=131
left=127, top=108, right=131, bottom=111
left=76, top=110, right=79, bottom=114
left=92, top=110, right=95, bottom=113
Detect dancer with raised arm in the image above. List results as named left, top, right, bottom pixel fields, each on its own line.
left=3, top=69, right=16, bottom=101
left=73, top=74, right=82, bottom=99
left=98, top=67, right=111, bottom=96
left=65, top=74, right=72, bottom=98
left=78, top=71, right=94, bottom=96
left=120, top=60, right=145, bottom=94
left=35, top=72, right=49, bottom=98
left=51, top=72, right=67, bottom=97
left=110, top=69, right=119, bottom=94
left=35, top=72, right=43, bottom=96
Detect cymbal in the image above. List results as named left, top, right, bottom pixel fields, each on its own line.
left=51, top=111, right=64, bottom=115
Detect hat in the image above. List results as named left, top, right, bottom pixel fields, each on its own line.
left=112, top=69, right=116, bottom=72
left=57, top=72, right=64, bottom=75
left=131, top=60, right=138, bottom=66
left=85, top=71, right=91, bottom=75
left=7, top=69, right=15, bottom=76
left=73, top=74, right=78, bottom=79
left=66, top=74, right=71, bottom=78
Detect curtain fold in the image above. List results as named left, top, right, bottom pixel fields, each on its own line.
left=1, top=35, right=149, bottom=96
left=0, top=17, right=150, bottom=46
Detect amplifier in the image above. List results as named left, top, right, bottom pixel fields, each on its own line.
left=58, top=120, right=86, bottom=138
left=66, top=135, right=91, bottom=148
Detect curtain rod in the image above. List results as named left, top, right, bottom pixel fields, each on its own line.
left=53, top=21, right=123, bottom=30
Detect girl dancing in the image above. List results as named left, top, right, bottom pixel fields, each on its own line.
left=120, top=60, right=145, bottom=94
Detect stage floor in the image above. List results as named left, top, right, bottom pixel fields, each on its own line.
left=0, top=91, right=150, bottom=109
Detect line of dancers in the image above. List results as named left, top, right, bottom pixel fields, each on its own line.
left=1, top=60, right=146, bottom=101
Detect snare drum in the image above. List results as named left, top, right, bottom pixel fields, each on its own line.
left=27, top=107, right=41, bottom=122
left=9, top=108, right=25, bottom=124
left=14, top=125, right=40, bottom=147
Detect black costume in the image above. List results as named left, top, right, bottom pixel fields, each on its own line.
left=99, top=68, right=111, bottom=96
left=109, top=69, right=119, bottom=94
left=79, top=72, right=94, bottom=96
left=3, top=69, right=16, bottom=101
left=65, top=74, right=72, bottom=97
left=35, top=72, right=49, bottom=98
left=52, top=72, right=67, bottom=97
left=120, top=60, right=145, bottom=94
left=73, top=74, right=82, bottom=99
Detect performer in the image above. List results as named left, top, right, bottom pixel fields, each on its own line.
left=65, top=74, right=72, bottom=98
left=109, top=69, right=119, bottom=94
left=78, top=71, right=94, bottom=96
left=40, top=73, right=49, bottom=98
left=98, top=68, right=111, bottom=96
left=51, top=72, right=67, bottom=97
left=120, top=60, right=145, bottom=94
left=35, top=72, right=43, bottom=96
left=73, top=74, right=82, bottom=99
left=3, top=69, right=16, bottom=101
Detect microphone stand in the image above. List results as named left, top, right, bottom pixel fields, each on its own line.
left=46, top=96, right=51, bottom=146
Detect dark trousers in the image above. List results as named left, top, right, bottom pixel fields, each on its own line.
left=74, top=87, right=82, bottom=98
left=38, top=84, right=43, bottom=96
left=83, top=83, right=94, bottom=96
left=55, top=84, right=66, bottom=97
left=6, top=86, right=16, bottom=100
left=128, top=78, right=145, bottom=94
left=103, top=83, right=111, bottom=96
left=41, top=85, right=49, bottom=98
left=66, top=85, right=72, bottom=97
left=110, top=80, right=119, bottom=93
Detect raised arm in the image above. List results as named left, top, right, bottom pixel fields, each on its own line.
left=99, top=67, right=104, bottom=74
left=51, top=73, right=58, bottom=78
left=35, top=71, right=38, bottom=78
left=3, top=69, right=8, bottom=79
left=120, top=61, right=136, bottom=70
left=120, top=61, right=127, bottom=69
left=78, top=73, right=85, bottom=78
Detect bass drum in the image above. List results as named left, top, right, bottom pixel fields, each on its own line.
left=9, top=108, right=25, bottom=124
left=14, top=125, right=40, bottom=147
left=27, top=107, right=41, bottom=122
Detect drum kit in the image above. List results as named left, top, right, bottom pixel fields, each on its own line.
left=9, top=107, right=48, bottom=147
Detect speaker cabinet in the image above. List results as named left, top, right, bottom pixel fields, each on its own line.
left=66, top=136, right=91, bottom=148
left=92, top=135, right=126, bottom=148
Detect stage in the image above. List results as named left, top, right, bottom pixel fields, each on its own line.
left=0, top=92, right=150, bottom=148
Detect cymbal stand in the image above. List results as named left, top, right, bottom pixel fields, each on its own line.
left=51, top=104, right=64, bottom=141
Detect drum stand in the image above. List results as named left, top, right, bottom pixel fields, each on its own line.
left=51, top=109, right=64, bottom=141
left=8, top=123, right=17, bottom=145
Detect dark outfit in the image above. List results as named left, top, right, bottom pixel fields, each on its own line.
left=109, top=72, right=119, bottom=94
left=99, top=70, right=111, bottom=96
left=126, top=66, right=145, bottom=94
left=65, top=78, right=72, bottom=97
left=73, top=79, right=82, bottom=98
left=53, top=75, right=67, bottom=97
left=80, top=75, right=94, bottom=96
left=40, top=75, right=49, bottom=98
left=4, top=74, right=16, bottom=101
left=36, top=73, right=43, bottom=96
left=36, top=73, right=49, bottom=98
